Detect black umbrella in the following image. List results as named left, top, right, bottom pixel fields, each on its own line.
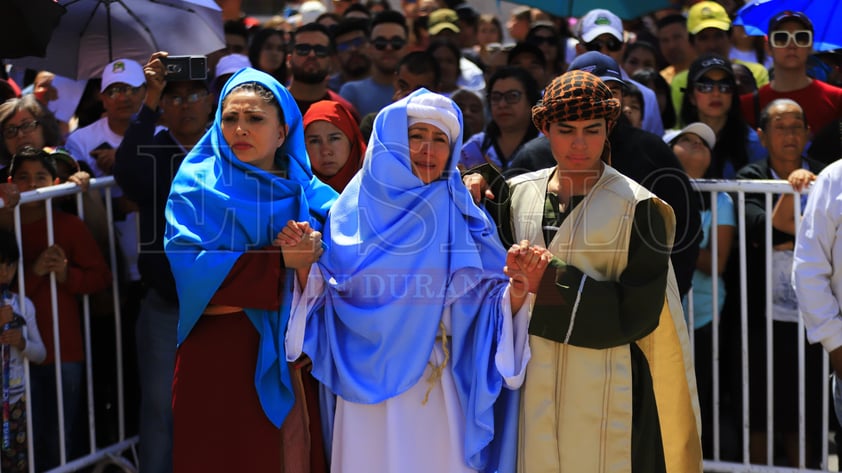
left=0, top=0, right=66, bottom=59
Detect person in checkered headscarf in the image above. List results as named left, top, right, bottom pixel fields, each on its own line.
left=504, top=70, right=703, bottom=473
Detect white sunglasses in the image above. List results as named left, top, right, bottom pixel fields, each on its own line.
left=769, top=29, right=813, bottom=48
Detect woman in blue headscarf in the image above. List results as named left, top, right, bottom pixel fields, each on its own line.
left=281, top=89, right=550, bottom=473
left=164, top=68, right=337, bottom=473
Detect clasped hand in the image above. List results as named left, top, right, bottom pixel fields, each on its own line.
left=273, top=220, right=324, bottom=268
left=505, top=240, right=553, bottom=295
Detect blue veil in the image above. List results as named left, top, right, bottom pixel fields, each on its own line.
left=303, top=88, right=512, bottom=468
left=165, top=67, right=337, bottom=427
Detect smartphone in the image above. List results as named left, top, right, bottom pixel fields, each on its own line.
left=161, top=56, right=208, bottom=81
left=93, top=142, right=113, bottom=151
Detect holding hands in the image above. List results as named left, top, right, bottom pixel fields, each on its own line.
left=505, top=240, right=553, bottom=297
left=274, top=220, right=324, bottom=269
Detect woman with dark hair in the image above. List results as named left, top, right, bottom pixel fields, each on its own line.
left=622, top=41, right=658, bottom=77
left=459, top=67, right=540, bottom=171
left=165, top=68, right=336, bottom=472
left=679, top=54, right=765, bottom=179
left=248, top=28, right=288, bottom=86
left=526, top=22, right=565, bottom=77
left=633, top=67, right=677, bottom=129
left=427, top=40, right=462, bottom=96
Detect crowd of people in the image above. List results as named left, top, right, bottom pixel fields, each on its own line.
left=1, top=0, right=842, bottom=471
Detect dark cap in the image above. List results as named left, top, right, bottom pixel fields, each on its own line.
left=567, top=51, right=625, bottom=86
left=769, top=10, right=813, bottom=32
left=688, top=53, right=734, bottom=83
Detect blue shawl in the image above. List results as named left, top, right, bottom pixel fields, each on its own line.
left=165, top=68, right=337, bottom=427
left=303, top=89, right=511, bottom=469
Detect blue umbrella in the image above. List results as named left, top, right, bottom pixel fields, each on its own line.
left=500, top=0, right=677, bottom=20
left=734, top=0, right=842, bottom=52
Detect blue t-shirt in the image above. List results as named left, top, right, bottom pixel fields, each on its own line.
left=338, top=77, right=394, bottom=118
left=685, top=191, right=736, bottom=329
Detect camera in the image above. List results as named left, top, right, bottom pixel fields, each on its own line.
left=161, top=55, right=207, bottom=81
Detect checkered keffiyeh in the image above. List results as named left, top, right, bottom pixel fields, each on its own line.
left=532, top=70, right=621, bottom=132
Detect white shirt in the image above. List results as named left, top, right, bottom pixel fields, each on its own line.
left=793, top=159, right=842, bottom=352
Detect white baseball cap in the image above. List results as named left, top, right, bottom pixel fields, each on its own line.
left=663, top=122, right=717, bottom=150
left=579, top=9, right=623, bottom=43
left=101, top=58, right=145, bottom=92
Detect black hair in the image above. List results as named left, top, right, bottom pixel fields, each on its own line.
left=9, top=146, right=58, bottom=180
left=0, top=227, right=19, bottom=265
left=656, top=14, right=688, bottom=31
left=333, top=17, right=371, bottom=39
left=526, top=22, right=565, bottom=74
left=680, top=56, right=750, bottom=178
left=623, top=82, right=645, bottom=121
left=294, top=22, right=335, bottom=51
left=632, top=67, right=676, bottom=129
left=758, top=98, right=807, bottom=132
left=224, top=19, right=249, bottom=42
left=507, top=42, right=547, bottom=68
left=222, top=82, right=284, bottom=126
left=481, top=67, right=541, bottom=161
left=397, top=51, right=441, bottom=89
left=344, top=3, right=372, bottom=18
left=622, top=41, right=657, bottom=63
left=369, top=10, right=408, bottom=37
left=248, top=28, right=288, bottom=85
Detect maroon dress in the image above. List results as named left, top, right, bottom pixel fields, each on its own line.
left=172, top=248, right=326, bottom=472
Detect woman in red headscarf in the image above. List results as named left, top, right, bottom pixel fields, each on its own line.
left=303, top=100, right=366, bottom=193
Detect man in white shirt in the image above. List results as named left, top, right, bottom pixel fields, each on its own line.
left=793, top=159, right=842, bottom=426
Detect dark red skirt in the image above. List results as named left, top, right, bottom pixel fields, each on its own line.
left=172, top=312, right=326, bottom=473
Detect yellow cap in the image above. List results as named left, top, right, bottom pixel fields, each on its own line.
left=687, top=1, right=731, bottom=35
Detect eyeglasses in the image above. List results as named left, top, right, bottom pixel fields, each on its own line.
left=104, top=85, right=143, bottom=99
left=162, top=91, right=209, bottom=107
left=372, top=36, right=407, bottom=51
left=529, top=36, right=557, bottom=46
left=770, top=29, right=813, bottom=48
left=336, top=36, right=367, bottom=53
left=585, top=37, right=623, bottom=52
left=694, top=79, right=734, bottom=94
left=2, top=120, right=40, bottom=139
left=489, top=90, right=523, bottom=105
left=293, top=43, right=331, bottom=58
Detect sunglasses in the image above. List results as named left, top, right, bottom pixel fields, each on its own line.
left=529, top=36, right=557, bottom=46
left=694, top=79, right=734, bottom=94
left=104, top=85, right=143, bottom=99
left=372, top=36, right=407, bottom=51
left=489, top=90, right=523, bottom=105
left=485, top=42, right=515, bottom=53
left=2, top=120, right=40, bottom=139
left=336, top=36, right=367, bottom=53
left=585, top=37, right=623, bottom=52
left=162, top=91, right=209, bottom=107
left=293, top=43, right=331, bottom=58
left=769, top=29, right=813, bottom=48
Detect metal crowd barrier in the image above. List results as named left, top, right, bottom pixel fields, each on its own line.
left=1, top=176, right=839, bottom=472
left=692, top=178, right=834, bottom=473
left=2, top=176, right=136, bottom=473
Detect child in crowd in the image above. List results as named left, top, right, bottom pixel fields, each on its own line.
left=0, top=228, right=46, bottom=473
left=8, top=147, right=111, bottom=471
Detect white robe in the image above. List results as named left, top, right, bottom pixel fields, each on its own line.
left=286, top=266, right=532, bottom=473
